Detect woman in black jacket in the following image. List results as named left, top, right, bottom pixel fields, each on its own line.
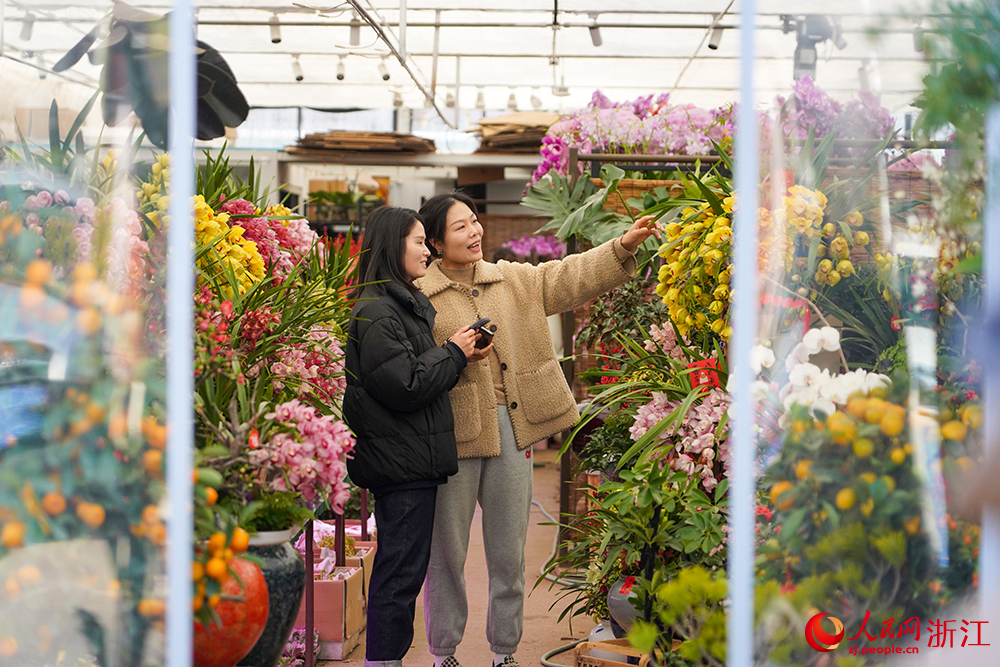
left=344, top=206, right=478, bottom=667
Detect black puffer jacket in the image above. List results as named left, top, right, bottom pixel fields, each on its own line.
left=344, top=282, right=466, bottom=491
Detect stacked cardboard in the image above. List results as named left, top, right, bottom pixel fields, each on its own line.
left=471, top=111, right=559, bottom=154
left=286, top=131, right=435, bottom=157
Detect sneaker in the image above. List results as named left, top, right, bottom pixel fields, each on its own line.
left=494, top=657, right=519, bottom=667
left=437, top=657, right=462, bottom=667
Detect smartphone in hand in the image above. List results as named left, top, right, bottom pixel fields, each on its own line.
left=469, top=317, right=495, bottom=349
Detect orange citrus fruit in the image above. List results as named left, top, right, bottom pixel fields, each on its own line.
left=208, top=532, right=226, bottom=555
left=204, top=487, right=218, bottom=506
left=75, top=308, right=102, bottom=335
left=962, top=405, right=983, bottom=429
left=835, top=488, right=857, bottom=510
left=794, top=460, right=814, bottom=480
left=205, top=557, right=228, bottom=582
left=142, top=450, right=163, bottom=478
left=147, top=523, right=167, bottom=547
left=769, top=481, right=796, bottom=511
left=137, top=598, right=166, bottom=617
left=890, top=447, right=906, bottom=465
left=41, top=492, right=66, bottom=516
left=76, top=502, right=106, bottom=527
left=230, top=527, right=250, bottom=553
left=1, top=521, right=25, bottom=548
left=141, top=505, right=159, bottom=525
left=853, top=438, right=874, bottom=458
left=193, top=561, right=205, bottom=581
left=941, top=420, right=967, bottom=442
left=846, top=397, right=868, bottom=420
left=24, top=259, right=53, bottom=285
left=904, top=516, right=921, bottom=535
left=864, top=398, right=887, bottom=425
left=880, top=411, right=905, bottom=437
left=826, top=411, right=857, bottom=446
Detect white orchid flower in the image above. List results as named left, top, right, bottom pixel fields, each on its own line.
left=750, top=345, right=776, bottom=375
left=789, top=362, right=822, bottom=388
left=802, top=326, right=841, bottom=355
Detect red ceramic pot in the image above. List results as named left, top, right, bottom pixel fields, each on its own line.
left=193, top=557, right=270, bottom=667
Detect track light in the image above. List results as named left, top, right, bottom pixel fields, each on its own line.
left=378, top=58, right=390, bottom=81
left=530, top=89, right=542, bottom=110
left=588, top=13, right=602, bottom=48
left=36, top=54, right=46, bottom=80
left=507, top=91, right=517, bottom=112
left=708, top=26, right=723, bottom=50
left=552, top=75, right=570, bottom=97
left=20, top=13, right=35, bottom=41
left=269, top=14, right=281, bottom=44
left=445, top=91, right=455, bottom=108
left=475, top=88, right=485, bottom=110
left=913, top=22, right=924, bottom=52
left=784, top=15, right=847, bottom=81
left=336, top=56, right=345, bottom=81
left=393, top=91, right=403, bottom=108
left=291, top=55, right=303, bottom=82
left=349, top=14, right=361, bottom=47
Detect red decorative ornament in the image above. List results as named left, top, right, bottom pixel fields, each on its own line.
left=193, top=557, right=270, bottom=667
left=687, top=359, right=720, bottom=388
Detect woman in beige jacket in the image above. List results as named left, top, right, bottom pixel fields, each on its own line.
left=415, top=191, right=657, bottom=667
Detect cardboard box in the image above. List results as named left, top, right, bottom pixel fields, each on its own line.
left=294, top=566, right=365, bottom=660
left=349, top=542, right=376, bottom=597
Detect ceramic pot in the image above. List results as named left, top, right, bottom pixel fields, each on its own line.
left=193, top=556, right=269, bottom=667
left=238, top=528, right=306, bottom=667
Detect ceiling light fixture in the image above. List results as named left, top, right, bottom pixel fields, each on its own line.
left=337, top=56, right=345, bottom=81
left=858, top=62, right=869, bottom=90
left=445, top=90, right=455, bottom=108
left=349, top=13, right=361, bottom=47
left=475, top=88, right=485, bottom=109
left=378, top=57, right=390, bottom=81
left=530, top=88, right=542, bottom=110
left=708, top=26, right=723, bottom=50
left=269, top=14, right=281, bottom=44
left=913, top=20, right=924, bottom=53
left=20, top=13, right=35, bottom=42
left=552, top=74, right=570, bottom=97
left=507, top=90, right=517, bottom=112
left=36, top=53, right=46, bottom=80
left=588, top=13, right=602, bottom=47
left=291, top=55, right=303, bottom=82
left=393, top=91, right=403, bottom=108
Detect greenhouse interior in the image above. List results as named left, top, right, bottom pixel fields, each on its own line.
left=0, top=0, right=998, bottom=666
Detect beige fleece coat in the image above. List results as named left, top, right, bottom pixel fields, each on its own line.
left=416, top=239, right=634, bottom=459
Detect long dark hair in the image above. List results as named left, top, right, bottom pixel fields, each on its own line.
left=350, top=206, right=422, bottom=300
left=418, top=191, right=479, bottom=259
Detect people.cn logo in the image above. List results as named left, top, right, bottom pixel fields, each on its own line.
left=805, top=613, right=845, bottom=652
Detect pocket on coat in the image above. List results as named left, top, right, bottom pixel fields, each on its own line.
left=449, top=382, right=482, bottom=442
left=515, top=359, right=576, bottom=424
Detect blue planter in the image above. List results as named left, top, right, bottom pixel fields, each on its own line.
left=238, top=530, right=306, bottom=667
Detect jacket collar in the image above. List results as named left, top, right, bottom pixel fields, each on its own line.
left=417, top=259, right=504, bottom=297
left=385, top=281, right=435, bottom=323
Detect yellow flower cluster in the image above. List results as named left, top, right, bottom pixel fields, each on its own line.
left=779, top=185, right=867, bottom=289
left=655, top=197, right=736, bottom=341
left=138, top=154, right=171, bottom=228
left=194, top=195, right=265, bottom=295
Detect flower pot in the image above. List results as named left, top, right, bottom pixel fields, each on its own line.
left=238, top=530, right=307, bottom=667
left=194, top=557, right=269, bottom=667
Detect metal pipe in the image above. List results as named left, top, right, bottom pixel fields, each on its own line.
left=430, top=9, right=440, bottom=98
left=305, top=520, right=314, bottom=667
left=166, top=0, right=196, bottom=664
left=454, top=54, right=461, bottom=128
left=982, top=105, right=1000, bottom=612
left=398, top=0, right=406, bottom=60
left=727, top=0, right=759, bottom=666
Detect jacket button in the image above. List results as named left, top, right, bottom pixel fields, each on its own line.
left=472, top=289, right=480, bottom=296
left=501, top=363, right=507, bottom=371
left=510, top=401, right=518, bottom=409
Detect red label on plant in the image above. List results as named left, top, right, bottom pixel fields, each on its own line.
left=688, top=359, right=720, bottom=388
left=248, top=429, right=259, bottom=449
left=620, top=575, right=636, bottom=595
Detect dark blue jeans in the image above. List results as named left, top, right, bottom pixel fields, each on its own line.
left=366, top=485, right=438, bottom=662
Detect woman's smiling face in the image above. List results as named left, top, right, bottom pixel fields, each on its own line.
left=439, top=201, right=483, bottom=269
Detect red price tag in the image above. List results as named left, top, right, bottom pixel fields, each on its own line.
left=687, top=359, right=720, bottom=388
left=620, top=575, right=636, bottom=595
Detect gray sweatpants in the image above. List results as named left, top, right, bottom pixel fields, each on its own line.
left=424, top=405, right=534, bottom=655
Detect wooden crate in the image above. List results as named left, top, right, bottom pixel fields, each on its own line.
left=590, top=178, right=684, bottom=215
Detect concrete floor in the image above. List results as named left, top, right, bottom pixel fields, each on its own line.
left=322, top=446, right=587, bottom=667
